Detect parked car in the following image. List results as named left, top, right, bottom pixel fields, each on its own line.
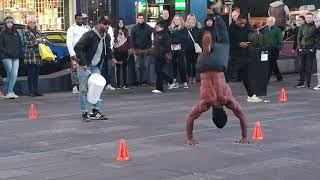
left=0, top=21, right=69, bottom=77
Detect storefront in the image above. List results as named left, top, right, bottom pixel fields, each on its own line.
left=0, top=0, right=68, bottom=31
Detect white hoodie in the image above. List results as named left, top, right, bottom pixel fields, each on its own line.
left=67, top=24, right=90, bottom=57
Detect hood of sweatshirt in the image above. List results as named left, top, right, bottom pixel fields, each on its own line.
left=270, top=1, right=285, bottom=8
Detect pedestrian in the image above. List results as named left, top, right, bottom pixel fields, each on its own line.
left=186, top=4, right=248, bottom=145
left=131, top=13, right=153, bottom=85
left=152, top=21, right=177, bottom=93
left=158, top=9, right=171, bottom=34
left=185, top=14, right=200, bottom=84
left=169, top=14, right=188, bottom=88
left=314, top=25, right=320, bottom=90
left=23, top=16, right=44, bottom=97
left=113, top=18, right=130, bottom=89
left=67, top=13, right=90, bottom=94
left=296, top=13, right=317, bottom=89
left=229, top=15, right=263, bottom=102
left=0, top=16, right=23, bottom=99
left=261, top=16, right=283, bottom=82
left=74, top=17, right=117, bottom=122
left=268, top=0, right=289, bottom=31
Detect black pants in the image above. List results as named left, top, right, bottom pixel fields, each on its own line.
left=299, top=50, right=315, bottom=86
left=27, top=64, right=40, bottom=93
left=268, top=48, right=282, bottom=81
left=185, top=50, right=198, bottom=77
left=155, top=57, right=173, bottom=91
left=172, top=50, right=187, bottom=83
left=114, top=52, right=128, bottom=87
left=238, top=62, right=255, bottom=97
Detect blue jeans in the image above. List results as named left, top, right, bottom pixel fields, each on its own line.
left=2, top=59, right=19, bottom=93
left=77, top=66, right=101, bottom=113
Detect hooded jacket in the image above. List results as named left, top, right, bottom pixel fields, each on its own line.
left=74, top=27, right=114, bottom=67
left=197, top=15, right=230, bottom=72
left=200, top=16, right=217, bottom=45
left=268, top=1, right=289, bottom=28
left=0, top=28, right=24, bottom=59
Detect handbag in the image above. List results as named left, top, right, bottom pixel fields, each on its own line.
left=187, top=29, right=202, bottom=53
left=39, top=43, right=55, bottom=61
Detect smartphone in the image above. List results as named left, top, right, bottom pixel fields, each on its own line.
left=245, top=42, right=251, bottom=44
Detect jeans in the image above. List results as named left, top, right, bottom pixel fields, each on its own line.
left=27, top=64, right=40, bottom=93
left=134, top=54, right=148, bottom=84
left=77, top=66, right=101, bottom=113
left=2, top=58, right=19, bottom=93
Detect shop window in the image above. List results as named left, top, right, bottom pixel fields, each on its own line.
left=0, top=0, right=65, bottom=31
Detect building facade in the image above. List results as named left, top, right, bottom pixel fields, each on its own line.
left=0, top=0, right=71, bottom=31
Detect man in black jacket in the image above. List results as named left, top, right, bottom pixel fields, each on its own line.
left=74, top=17, right=117, bottom=122
left=131, top=13, right=153, bottom=85
left=229, top=15, right=262, bottom=102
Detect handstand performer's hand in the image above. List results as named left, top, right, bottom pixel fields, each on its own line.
left=235, top=137, right=250, bottom=144
left=187, top=138, right=199, bottom=145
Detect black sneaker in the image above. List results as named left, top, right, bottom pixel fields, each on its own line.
left=123, top=85, right=129, bottom=89
left=296, top=83, right=305, bottom=88
left=306, top=85, right=312, bottom=89
left=89, top=109, right=109, bottom=120
left=82, top=113, right=91, bottom=122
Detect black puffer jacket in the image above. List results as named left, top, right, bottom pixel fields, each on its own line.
left=199, top=16, right=217, bottom=45
left=186, top=26, right=201, bottom=52
left=0, top=28, right=24, bottom=59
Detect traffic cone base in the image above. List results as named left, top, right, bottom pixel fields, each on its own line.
left=116, top=139, right=130, bottom=161
left=252, top=121, right=263, bottom=140
left=279, top=88, right=287, bottom=102
left=29, top=103, right=38, bottom=120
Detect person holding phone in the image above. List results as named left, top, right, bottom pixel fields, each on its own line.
left=228, top=15, right=263, bottom=102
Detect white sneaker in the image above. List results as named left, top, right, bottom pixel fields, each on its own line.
left=152, top=90, right=162, bottom=94
left=313, top=85, right=320, bottom=90
left=168, top=83, right=176, bottom=90
left=247, top=95, right=262, bottom=102
left=5, top=92, right=18, bottom=99
left=72, top=86, right=79, bottom=94
left=105, top=84, right=116, bottom=91
left=183, top=82, right=189, bottom=89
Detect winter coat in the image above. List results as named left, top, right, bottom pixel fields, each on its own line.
left=185, top=26, right=201, bottom=52
left=268, top=1, right=289, bottom=28
left=0, top=28, right=24, bottom=59
left=228, top=22, right=252, bottom=61
left=169, top=27, right=188, bottom=50
left=74, top=29, right=114, bottom=67
left=23, top=28, right=43, bottom=65
left=297, top=22, right=317, bottom=50
left=261, top=25, right=283, bottom=50
left=131, top=23, right=153, bottom=50
left=152, top=30, right=171, bottom=61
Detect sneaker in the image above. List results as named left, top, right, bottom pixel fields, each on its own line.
left=296, top=83, right=305, bottom=88
left=152, top=89, right=162, bottom=94
left=173, top=82, right=179, bottom=89
left=168, top=83, right=176, bottom=90
left=313, top=85, right=320, bottom=90
left=141, top=81, right=148, bottom=86
left=247, top=95, right=263, bottom=102
left=82, top=112, right=91, bottom=122
left=33, top=92, right=43, bottom=96
left=72, top=86, right=79, bottom=94
left=89, top=109, right=109, bottom=120
left=116, top=85, right=121, bottom=89
left=306, top=84, right=312, bottom=89
left=183, top=82, right=189, bottom=89
left=5, top=92, right=18, bottom=99
left=123, top=85, right=129, bottom=89
left=105, top=84, right=115, bottom=91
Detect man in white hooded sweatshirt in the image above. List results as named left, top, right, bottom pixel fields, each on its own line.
left=268, top=0, right=290, bottom=31
left=67, top=13, right=90, bottom=94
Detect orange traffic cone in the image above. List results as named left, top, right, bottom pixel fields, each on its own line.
left=252, top=121, right=263, bottom=140
left=28, top=103, right=38, bottom=121
left=279, top=88, right=287, bottom=102
left=116, top=139, right=130, bottom=161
